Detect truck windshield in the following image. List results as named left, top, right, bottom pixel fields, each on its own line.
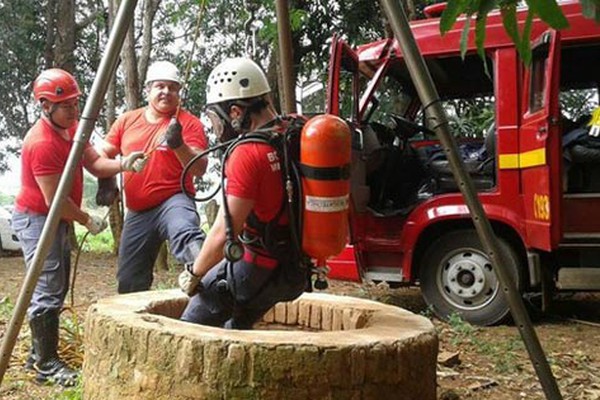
left=363, top=53, right=495, bottom=142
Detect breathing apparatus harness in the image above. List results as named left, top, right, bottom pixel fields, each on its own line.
left=181, top=115, right=308, bottom=275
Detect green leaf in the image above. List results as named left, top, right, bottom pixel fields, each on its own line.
left=475, top=15, right=489, bottom=75
left=518, top=10, right=534, bottom=66
left=525, top=0, right=569, bottom=29
left=441, top=0, right=471, bottom=34
left=474, top=0, right=498, bottom=58
left=477, top=0, right=498, bottom=16
left=289, top=9, right=307, bottom=31
left=460, top=15, right=472, bottom=59
left=500, top=3, right=520, bottom=45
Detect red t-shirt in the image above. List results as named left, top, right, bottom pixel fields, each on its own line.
left=105, top=108, right=207, bottom=211
left=225, top=142, right=284, bottom=225
left=15, top=118, right=84, bottom=215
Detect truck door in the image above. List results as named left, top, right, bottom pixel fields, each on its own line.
left=326, top=36, right=359, bottom=120
left=520, top=30, right=562, bottom=251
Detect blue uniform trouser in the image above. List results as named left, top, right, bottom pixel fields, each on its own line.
left=11, top=212, right=71, bottom=319
left=117, top=193, right=205, bottom=293
left=180, top=257, right=306, bottom=329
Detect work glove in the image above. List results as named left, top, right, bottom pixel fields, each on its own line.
left=178, top=263, right=204, bottom=296
left=95, top=177, right=119, bottom=206
left=164, top=117, right=184, bottom=149
left=84, top=215, right=107, bottom=235
left=120, top=151, right=147, bottom=172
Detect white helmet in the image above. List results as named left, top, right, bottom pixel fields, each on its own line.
left=145, top=61, right=182, bottom=85
left=206, top=57, right=270, bottom=105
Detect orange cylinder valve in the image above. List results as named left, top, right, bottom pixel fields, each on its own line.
left=300, top=114, right=352, bottom=264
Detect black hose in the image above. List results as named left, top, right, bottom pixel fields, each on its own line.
left=180, top=140, right=233, bottom=202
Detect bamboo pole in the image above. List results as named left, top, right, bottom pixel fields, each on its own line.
left=0, top=0, right=140, bottom=386
left=377, top=1, right=561, bottom=398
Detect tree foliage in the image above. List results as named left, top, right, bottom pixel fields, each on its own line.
left=2, top=0, right=598, bottom=154
left=0, top=1, right=46, bottom=171
left=440, top=0, right=600, bottom=64
left=0, top=0, right=108, bottom=172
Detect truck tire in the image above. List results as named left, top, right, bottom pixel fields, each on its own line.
left=419, top=229, right=522, bottom=326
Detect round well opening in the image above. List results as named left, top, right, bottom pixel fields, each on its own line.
left=84, top=290, right=439, bottom=400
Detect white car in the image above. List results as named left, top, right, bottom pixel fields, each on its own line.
left=0, top=206, right=20, bottom=252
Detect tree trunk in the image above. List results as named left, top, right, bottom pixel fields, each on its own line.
left=51, top=0, right=77, bottom=247
left=404, top=0, right=418, bottom=21
left=43, top=1, right=57, bottom=68
left=122, top=16, right=140, bottom=109
left=138, top=0, right=162, bottom=86
left=55, top=0, right=76, bottom=71
left=154, top=242, right=169, bottom=271
left=267, top=54, right=281, bottom=114
left=205, top=199, right=219, bottom=228
left=116, top=0, right=163, bottom=264
left=106, top=0, right=124, bottom=256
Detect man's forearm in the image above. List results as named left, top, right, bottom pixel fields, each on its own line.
left=87, top=157, right=122, bottom=178
left=173, top=145, right=207, bottom=177
left=191, top=217, right=226, bottom=277
left=60, top=198, right=89, bottom=225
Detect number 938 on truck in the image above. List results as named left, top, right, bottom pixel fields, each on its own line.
left=323, top=0, right=600, bottom=326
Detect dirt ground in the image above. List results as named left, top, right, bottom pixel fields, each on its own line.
left=1, top=251, right=600, bottom=399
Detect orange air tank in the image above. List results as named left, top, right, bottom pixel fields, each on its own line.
left=300, top=114, right=352, bottom=264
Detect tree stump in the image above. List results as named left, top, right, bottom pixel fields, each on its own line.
left=204, top=198, right=219, bottom=228
left=84, top=291, right=438, bottom=400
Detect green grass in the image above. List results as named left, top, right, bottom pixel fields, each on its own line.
left=419, top=305, right=435, bottom=319
left=0, top=296, right=14, bottom=319
left=55, top=376, right=83, bottom=400
left=74, top=226, right=113, bottom=254
left=447, top=312, right=476, bottom=345
left=444, top=312, right=524, bottom=373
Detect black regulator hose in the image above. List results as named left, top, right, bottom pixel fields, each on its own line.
left=180, top=140, right=233, bottom=202
left=181, top=131, right=301, bottom=264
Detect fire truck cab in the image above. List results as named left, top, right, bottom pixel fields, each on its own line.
left=326, top=1, right=600, bottom=325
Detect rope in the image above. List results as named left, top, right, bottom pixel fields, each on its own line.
left=178, top=0, right=207, bottom=118
left=243, top=0, right=260, bottom=57
left=140, top=0, right=208, bottom=157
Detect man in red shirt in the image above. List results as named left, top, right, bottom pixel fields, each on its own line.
left=102, top=60, right=208, bottom=294
left=12, top=68, right=145, bottom=386
left=178, top=58, right=306, bottom=329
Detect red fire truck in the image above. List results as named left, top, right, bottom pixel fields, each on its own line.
left=324, top=0, right=600, bottom=325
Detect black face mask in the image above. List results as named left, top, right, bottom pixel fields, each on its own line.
left=206, top=108, right=239, bottom=143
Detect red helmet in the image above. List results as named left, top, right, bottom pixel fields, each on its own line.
left=33, top=68, right=81, bottom=103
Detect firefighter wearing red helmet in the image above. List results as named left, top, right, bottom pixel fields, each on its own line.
left=179, top=57, right=307, bottom=329
left=33, top=68, right=82, bottom=103
left=11, top=68, right=145, bottom=386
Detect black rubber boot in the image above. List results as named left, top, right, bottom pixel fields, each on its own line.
left=29, top=310, right=79, bottom=387
left=24, top=337, right=36, bottom=371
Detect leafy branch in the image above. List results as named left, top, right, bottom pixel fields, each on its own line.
left=440, top=0, right=599, bottom=64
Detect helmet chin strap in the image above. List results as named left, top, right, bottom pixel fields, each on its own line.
left=214, top=103, right=247, bottom=133
left=231, top=109, right=252, bottom=133
left=43, top=104, right=71, bottom=130
left=230, top=98, right=263, bottom=133
left=238, top=108, right=252, bottom=131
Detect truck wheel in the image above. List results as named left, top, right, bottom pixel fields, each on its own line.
left=420, top=229, right=522, bottom=326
